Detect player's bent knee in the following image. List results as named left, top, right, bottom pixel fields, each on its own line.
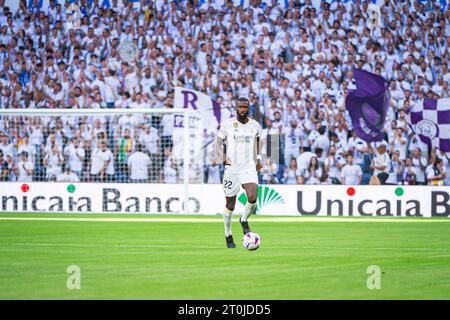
left=226, top=205, right=235, bottom=212
left=247, top=196, right=257, bottom=204
left=225, top=201, right=235, bottom=212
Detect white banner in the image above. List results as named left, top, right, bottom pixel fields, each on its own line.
left=0, top=183, right=218, bottom=214
left=0, top=183, right=448, bottom=218
left=241, top=185, right=450, bottom=218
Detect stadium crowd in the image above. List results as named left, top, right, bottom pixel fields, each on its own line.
left=0, top=0, right=449, bottom=185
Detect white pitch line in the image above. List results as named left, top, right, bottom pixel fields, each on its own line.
left=3, top=242, right=448, bottom=253
left=0, top=217, right=449, bottom=223
left=5, top=242, right=221, bottom=250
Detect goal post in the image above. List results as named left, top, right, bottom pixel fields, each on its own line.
left=0, top=108, right=204, bottom=214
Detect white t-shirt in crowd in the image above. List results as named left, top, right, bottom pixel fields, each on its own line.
left=0, top=143, right=14, bottom=159
left=139, top=128, right=159, bottom=154
left=17, top=143, right=36, bottom=163
left=385, top=159, right=402, bottom=184
left=56, top=171, right=80, bottom=182
left=128, top=151, right=151, bottom=180
left=324, top=155, right=345, bottom=179
left=64, top=144, right=85, bottom=173
left=284, top=126, right=302, bottom=151
left=17, top=160, right=34, bottom=181
left=311, top=134, right=330, bottom=156
left=161, top=114, right=175, bottom=137
left=29, top=127, right=44, bottom=146
left=90, top=148, right=114, bottom=175
left=44, top=152, right=63, bottom=178
left=283, top=168, right=302, bottom=184
left=390, top=135, right=407, bottom=160
left=164, top=165, right=179, bottom=183
left=105, top=76, right=121, bottom=102
left=341, top=163, right=362, bottom=185
left=412, top=157, right=427, bottom=183
left=303, top=167, right=322, bottom=185
left=373, top=151, right=390, bottom=176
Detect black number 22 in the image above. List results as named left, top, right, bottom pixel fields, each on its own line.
left=224, top=179, right=232, bottom=189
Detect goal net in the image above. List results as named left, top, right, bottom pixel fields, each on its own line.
left=0, top=108, right=205, bottom=188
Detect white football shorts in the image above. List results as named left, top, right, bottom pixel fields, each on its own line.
left=222, top=167, right=259, bottom=197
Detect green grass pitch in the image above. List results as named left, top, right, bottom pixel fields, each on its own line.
left=0, top=213, right=449, bottom=299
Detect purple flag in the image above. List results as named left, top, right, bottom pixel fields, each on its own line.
left=345, top=69, right=390, bottom=142
left=406, top=98, right=450, bottom=155
left=174, top=87, right=232, bottom=132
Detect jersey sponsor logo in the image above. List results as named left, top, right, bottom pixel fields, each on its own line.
left=238, top=186, right=285, bottom=214
left=233, top=134, right=253, bottom=142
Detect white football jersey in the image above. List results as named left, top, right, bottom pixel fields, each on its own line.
left=217, top=117, right=261, bottom=174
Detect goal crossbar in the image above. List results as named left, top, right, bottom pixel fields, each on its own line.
left=0, top=108, right=193, bottom=116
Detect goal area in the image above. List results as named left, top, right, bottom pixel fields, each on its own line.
left=0, top=108, right=207, bottom=212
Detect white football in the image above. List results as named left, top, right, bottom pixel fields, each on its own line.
left=242, top=232, right=261, bottom=251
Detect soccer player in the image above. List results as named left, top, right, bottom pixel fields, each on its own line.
left=215, top=97, right=263, bottom=248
